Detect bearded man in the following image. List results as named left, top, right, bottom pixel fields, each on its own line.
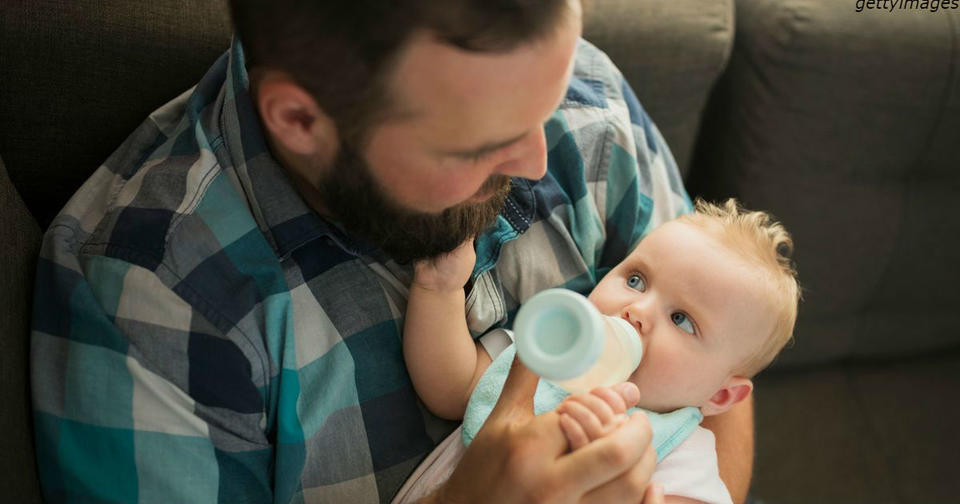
left=31, top=1, right=752, bottom=502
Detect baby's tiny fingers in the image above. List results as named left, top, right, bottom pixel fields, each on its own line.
left=569, top=393, right=617, bottom=426
left=559, top=413, right=589, bottom=451
left=562, top=400, right=607, bottom=441
left=588, top=387, right=629, bottom=415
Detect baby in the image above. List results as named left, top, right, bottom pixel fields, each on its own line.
left=400, top=199, right=800, bottom=504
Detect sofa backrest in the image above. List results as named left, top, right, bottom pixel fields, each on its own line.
left=583, top=0, right=734, bottom=179
left=690, top=0, right=960, bottom=368
left=0, top=0, right=233, bottom=229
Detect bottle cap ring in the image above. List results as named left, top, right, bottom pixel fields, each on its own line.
left=514, top=288, right=605, bottom=380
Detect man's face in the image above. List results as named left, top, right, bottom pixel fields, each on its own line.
left=587, top=221, right=777, bottom=414
left=314, top=3, right=582, bottom=262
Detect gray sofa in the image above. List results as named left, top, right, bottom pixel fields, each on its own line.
left=2, top=0, right=958, bottom=502
left=691, top=3, right=960, bottom=503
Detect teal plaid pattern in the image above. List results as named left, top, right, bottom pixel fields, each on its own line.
left=31, top=38, right=691, bottom=503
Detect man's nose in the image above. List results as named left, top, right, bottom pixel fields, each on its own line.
left=491, top=128, right=547, bottom=180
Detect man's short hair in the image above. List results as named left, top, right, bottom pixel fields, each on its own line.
left=229, top=0, right=571, bottom=145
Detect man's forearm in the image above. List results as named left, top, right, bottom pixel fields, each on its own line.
left=701, top=394, right=754, bottom=504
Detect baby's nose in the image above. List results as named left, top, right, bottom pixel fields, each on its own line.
left=621, top=309, right=643, bottom=334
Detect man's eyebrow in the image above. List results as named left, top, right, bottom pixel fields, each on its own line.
left=441, top=132, right=527, bottom=158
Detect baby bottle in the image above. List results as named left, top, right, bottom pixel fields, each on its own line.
left=513, top=288, right=643, bottom=394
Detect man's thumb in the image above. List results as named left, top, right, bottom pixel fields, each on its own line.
left=487, top=354, right=539, bottom=422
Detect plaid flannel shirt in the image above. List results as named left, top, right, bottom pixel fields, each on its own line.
left=31, top=38, right=691, bottom=503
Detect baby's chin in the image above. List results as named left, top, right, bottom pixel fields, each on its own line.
left=630, top=382, right=703, bottom=413
left=630, top=391, right=689, bottom=414
left=634, top=400, right=690, bottom=414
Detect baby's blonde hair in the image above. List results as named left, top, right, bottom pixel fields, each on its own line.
left=678, top=198, right=800, bottom=376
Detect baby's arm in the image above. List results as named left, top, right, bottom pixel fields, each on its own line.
left=403, top=240, right=492, bottom=420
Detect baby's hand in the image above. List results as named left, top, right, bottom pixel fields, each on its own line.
left=557, top=383, right=639, bottom=451
left=411, top=239, right=476, bottom=293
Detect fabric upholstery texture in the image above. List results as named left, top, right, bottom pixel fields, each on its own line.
left=753, top=351, right=960, bottom=503
left=0, top=0, right=232, bottom=229
left=690, top=0, right=960, bottom=368
left=0, top=155, right=43, bottom=501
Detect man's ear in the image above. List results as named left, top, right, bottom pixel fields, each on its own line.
left=254, top=72, right=339, bottom=160
left=701, top=377, right=753, bottom=417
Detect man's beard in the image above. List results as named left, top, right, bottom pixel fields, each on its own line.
left=312, top=142, right=512, bottom=263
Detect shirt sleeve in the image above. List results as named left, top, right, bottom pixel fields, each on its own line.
left=554, top=40, right=693, bottom=279
left=478, top=328, right=514, bottom=360
left=598, top=75, right=693, bottom=275
left=652, top=427, right=733, bottom=504
left=31, top=251, right=271, bottom=503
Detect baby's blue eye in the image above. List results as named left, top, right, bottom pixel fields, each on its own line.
left=671, top=312, right=696, bottom=334
left=626, top=274, right=646, bottom=291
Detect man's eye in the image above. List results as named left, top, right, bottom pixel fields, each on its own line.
left=468, top=150, right=495, bottom=163
left=671, top=312, right=695, bottom=335
left=626, top=273, right=646, bottom=291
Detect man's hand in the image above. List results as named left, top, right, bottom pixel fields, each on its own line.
left=556, top=388, right=668, bottom=504
left=430, top=357, right=661, bottom=504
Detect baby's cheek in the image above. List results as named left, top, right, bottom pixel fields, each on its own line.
left=585, top=284, right=610, bottom=308
left=639, top=346, right=688, bottom=388
left=590, top=286, right=631, bottom=315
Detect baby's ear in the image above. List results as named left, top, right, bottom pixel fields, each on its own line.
left=701, top=377, right=753, bottom=417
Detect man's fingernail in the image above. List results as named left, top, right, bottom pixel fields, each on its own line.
left=618, top=382, right=640, bottom=404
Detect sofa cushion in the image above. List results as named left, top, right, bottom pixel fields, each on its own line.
left=690, top=0, right=960, bottom=367
left=752, top=352, right=960, bottom=503
left=583, top=0, right=734, bottom=178
left=0, top=155, right=43, bottom=502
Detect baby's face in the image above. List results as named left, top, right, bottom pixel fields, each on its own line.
left=587, top=221, right=776, bottom=413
